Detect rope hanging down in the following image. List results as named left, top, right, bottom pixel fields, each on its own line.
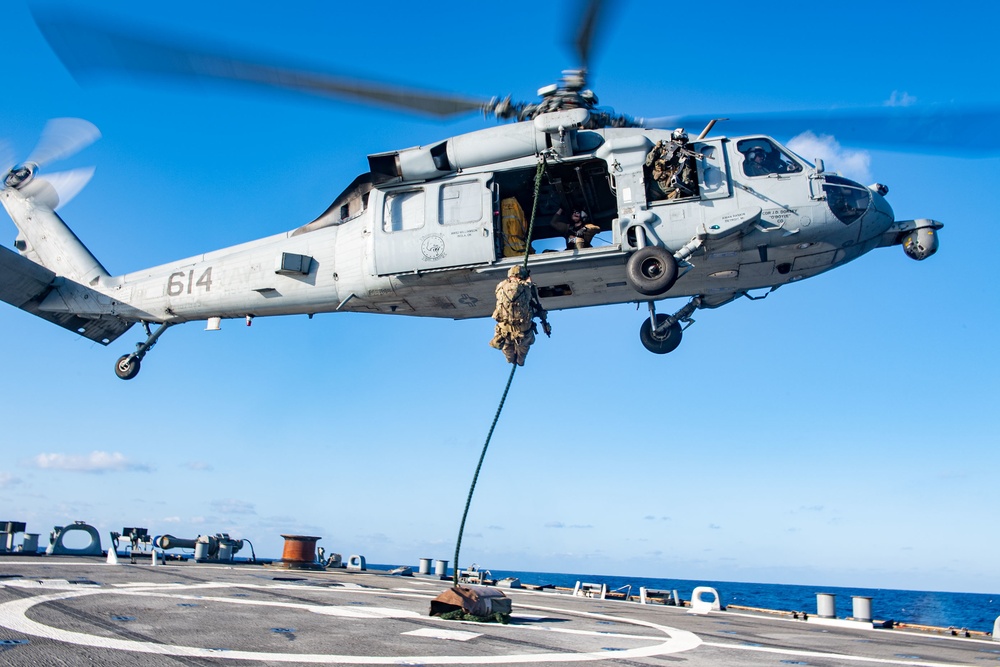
left=452, top=158, right=547, bottom=587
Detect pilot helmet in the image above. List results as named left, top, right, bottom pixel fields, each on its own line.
left=671, top=128, right=688, bottom=143
left=749, top=147, right=766, bottom=160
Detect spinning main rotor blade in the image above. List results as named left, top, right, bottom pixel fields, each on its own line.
left=573, top=0, right=606, bottom=71
left=35, top=12, right=488, bottom=118
left=645, top=105, right=1000, bottom=157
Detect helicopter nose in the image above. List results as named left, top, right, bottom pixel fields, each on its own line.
left=857, top=185, right=896, bottom=243
left=869, top=185, right=894, bottom=223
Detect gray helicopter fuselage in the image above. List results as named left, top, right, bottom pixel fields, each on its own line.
left=69, top=123, right=925, bottom=328
left=1, top=116, right=941, bottom=364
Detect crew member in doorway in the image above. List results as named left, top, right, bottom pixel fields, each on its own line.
left=645, top=128, right=699, bottom=201
left=489, top=265, right=551, bottom=366
left=551, top=207, right=600, bottom=250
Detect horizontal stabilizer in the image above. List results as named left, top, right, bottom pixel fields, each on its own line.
left=0, top=244, right=133, bottom=345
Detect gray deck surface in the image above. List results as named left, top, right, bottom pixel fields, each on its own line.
left=1, top=556, right=994, bottom=666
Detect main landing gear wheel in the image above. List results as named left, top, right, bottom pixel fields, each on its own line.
left=640, top=315, right=683, bottom=354
left=112, top=322, right=174, bottom=380
left=626, top=246, right=678, bottom=296
left=115, top=355, right=140, bottom=380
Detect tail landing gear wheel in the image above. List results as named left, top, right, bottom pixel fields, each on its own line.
left=640, top=315, right=683, bottom=354
left=115, top=355, right=140, bottom=380
left=626, top=246, right=678, bottom=296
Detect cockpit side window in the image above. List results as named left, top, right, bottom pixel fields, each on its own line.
left=738, top=139, right=803, bottom=178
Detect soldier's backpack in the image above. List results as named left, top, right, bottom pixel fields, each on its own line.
left=492, top=280, right=532, bottom=325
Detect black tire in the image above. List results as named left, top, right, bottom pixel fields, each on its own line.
left=626, top=246, right=678, bottom=296
left=639, top=315, right=683, bottom=354
left=115, top=355, right=140, bottom=380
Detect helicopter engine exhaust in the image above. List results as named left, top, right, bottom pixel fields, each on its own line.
left=901, top=227, right=939, bottom=260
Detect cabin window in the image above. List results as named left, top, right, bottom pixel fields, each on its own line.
left=440, top=181, right=483, bottom=225
left=383, top=190, right=425, bottom=232
left=737, top=139, right=803, bottom=177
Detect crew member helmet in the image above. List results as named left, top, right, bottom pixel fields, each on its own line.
left=671, top=128, right=689, bottom=143
left=508, top=265, right=529, bottom=279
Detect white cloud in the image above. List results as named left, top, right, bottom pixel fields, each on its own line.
left=787, top=131, right=872, bottom=184
left=29, top=451, right=152, bottom=474
left=885, top=90, right=917, bottom=107
left=0, top=472, right=22, bottom=488
left=161, top=516, right=182, bottom=523
left=211, top=499, right=257, bottom=515
left=544, top=521, right=592, bottom=529
left=183, top=461, right=214, bottom=471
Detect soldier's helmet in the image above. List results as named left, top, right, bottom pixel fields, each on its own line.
left=508, top=265, right=529, bottom=279
left=671, top=128, right=689, bottom=143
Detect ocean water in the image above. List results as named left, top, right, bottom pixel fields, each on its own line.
left=447, top=568, right=1000, bottom=634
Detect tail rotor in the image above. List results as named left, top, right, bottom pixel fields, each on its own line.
left=3, top=118, right=101, bottom=209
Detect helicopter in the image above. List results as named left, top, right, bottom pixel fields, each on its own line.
left=0, top=3, right=954, bottom=380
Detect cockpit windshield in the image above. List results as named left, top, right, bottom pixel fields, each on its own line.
left=822, top=175, right=871, bottom=225
left=737, top=138, right=803, bottom=177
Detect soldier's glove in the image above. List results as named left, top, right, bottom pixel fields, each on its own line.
left=542, top=321, right=552, bottom=337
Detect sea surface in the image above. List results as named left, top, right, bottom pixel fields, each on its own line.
left=383, top=564, right=999, bottom=634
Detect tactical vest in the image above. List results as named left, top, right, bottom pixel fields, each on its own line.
left=493, top=279, right=533, bottom=327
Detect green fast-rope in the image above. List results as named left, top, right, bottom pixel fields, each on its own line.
left=451, top=363, right=516, bottom=587
left=452, top=158, right=547, bottom=587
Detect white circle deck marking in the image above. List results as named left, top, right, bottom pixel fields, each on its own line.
left=0, top=581, right=701, bottom=663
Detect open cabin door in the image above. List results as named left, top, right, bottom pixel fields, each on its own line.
left=373, top=176, right=495, bottom=276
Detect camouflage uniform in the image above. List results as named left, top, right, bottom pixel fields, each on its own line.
left=489, top=266, right=549, bottom=366
left=645, top=140, right=698, bottom=200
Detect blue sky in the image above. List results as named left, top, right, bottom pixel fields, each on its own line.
left=2, top=0, right=999, bottom=594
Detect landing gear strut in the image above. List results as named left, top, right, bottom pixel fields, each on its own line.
left=639, top=297, right=701, bottom=355
left=114, top=322, right=172, bottom=380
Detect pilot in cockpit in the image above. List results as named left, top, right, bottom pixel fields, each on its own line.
left=742, top=143, right=803, bottom=177
left=744, top=147, right=769, bottom=176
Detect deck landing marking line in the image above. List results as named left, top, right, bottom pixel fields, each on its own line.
left=0, top=581, right=701, bottom=663
left=402, top=629, right=481, bottom=642
left=702, top=641, right=963, bottom=667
